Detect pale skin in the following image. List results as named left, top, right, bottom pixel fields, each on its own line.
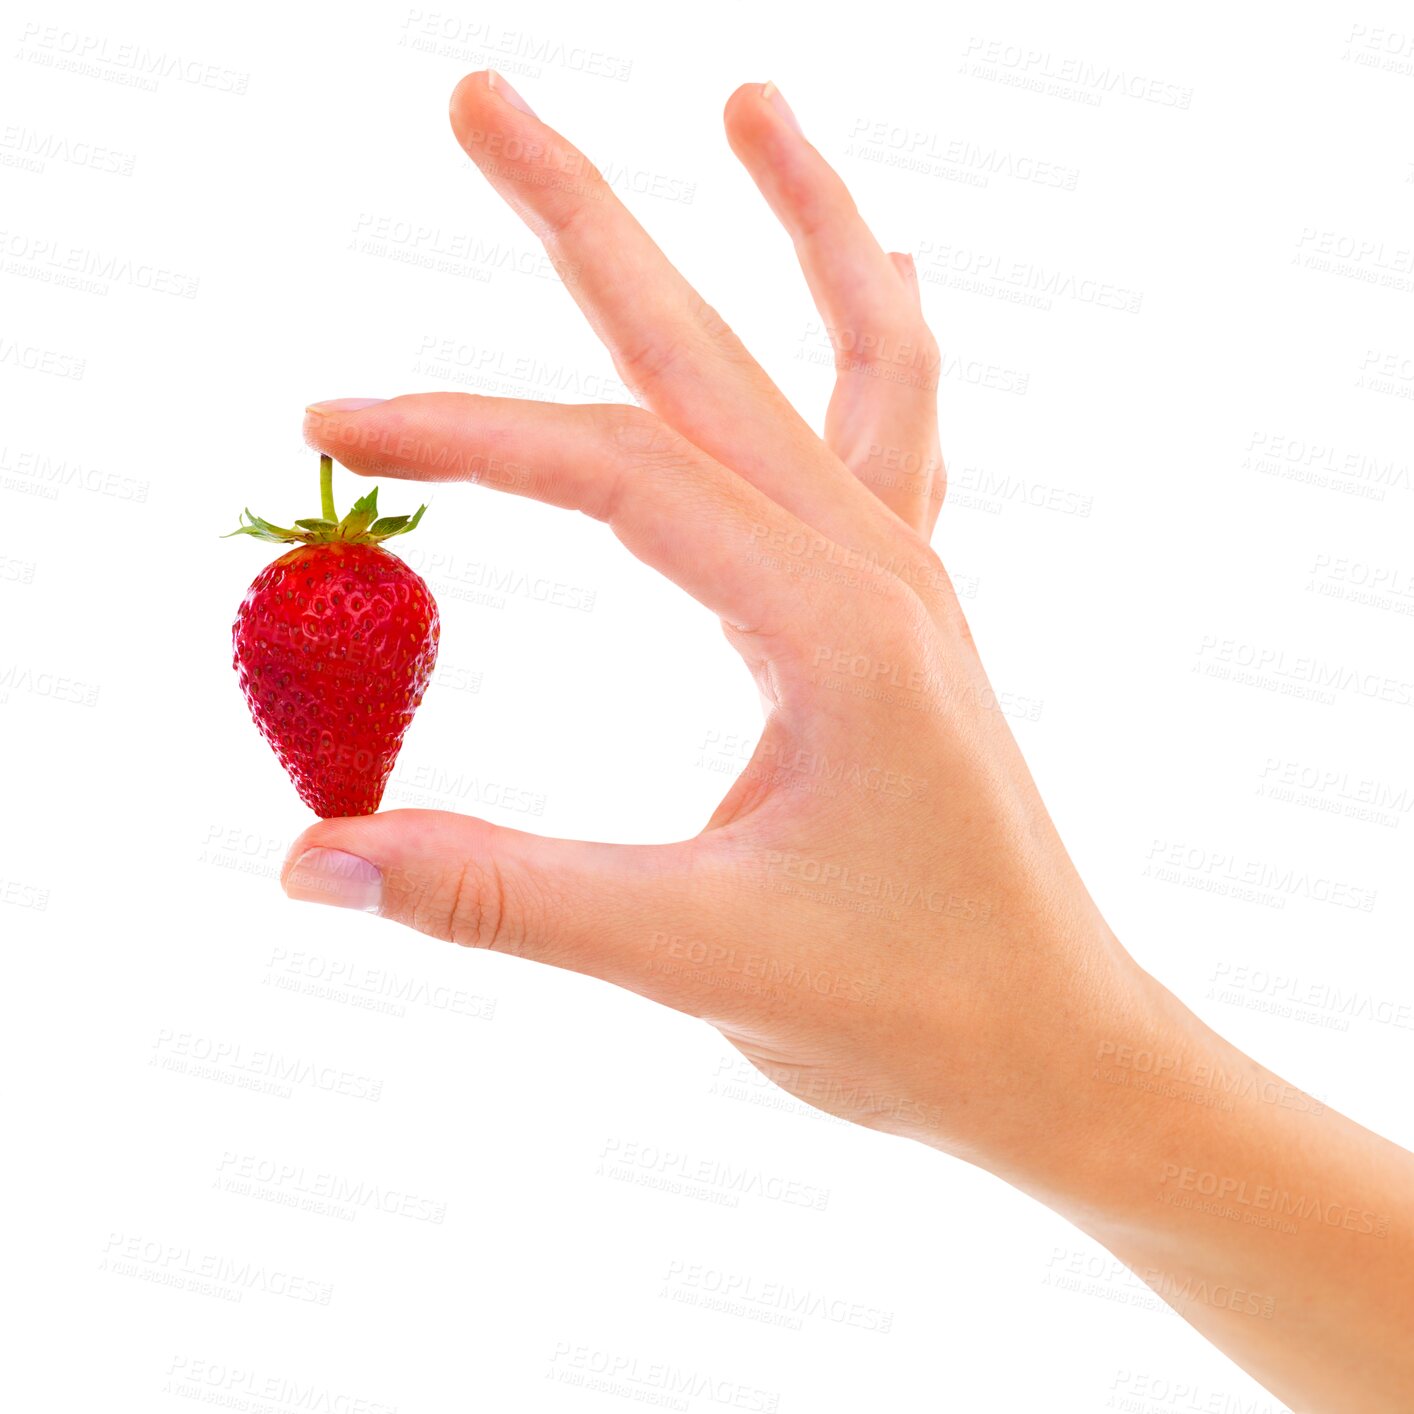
left=282, top=71, right=1414, bottom=1412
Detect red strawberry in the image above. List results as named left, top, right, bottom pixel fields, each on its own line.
left=228, top=455, right=439, bottom=817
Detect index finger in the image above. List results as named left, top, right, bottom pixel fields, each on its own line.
left=302, top=394, right=872, bottom=660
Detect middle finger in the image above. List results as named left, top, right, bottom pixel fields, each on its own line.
left=448, top=70, right=903, bottom=557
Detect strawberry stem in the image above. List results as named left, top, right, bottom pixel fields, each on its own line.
left=225, top=455, right=428, bottom=547
left=320, top=454, right=337, bottom=521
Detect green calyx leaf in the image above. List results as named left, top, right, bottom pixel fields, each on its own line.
left=339, top=488, right=380, bottom=539
left=225, top=455, right=429, bottom=548
left=222, top=509, right=303, bottom=543
left=371, top=503, right=426, bottom=537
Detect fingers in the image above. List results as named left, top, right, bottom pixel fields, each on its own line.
left=303, top=394, right=866, bottom=659
left=724, top=83, right=945, bottom=533
left=280, top=810, right=707, bottom=1004
left=448, top=70, right=892, bottom=552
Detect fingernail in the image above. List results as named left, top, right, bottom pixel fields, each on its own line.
left=488, top=70, right=537, bottom=117
left=284, top=849, right=383, bottom=913
left=305, top=398, right=386, bottom=417
left=761, top=81, right=803, bottom=136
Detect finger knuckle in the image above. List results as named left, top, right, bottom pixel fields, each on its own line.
left=414, top=855, right=510, bottom=952
left=899, top=539, right=951, bottom=599
left=870, top=545, right=973, bottom=651
left=868, top=553, right=976, bottom=663
left=601, top=404, right=677, bottom=457
left=693, top=299, right=739, bottom=352
left=614, top=298, right=747, bottom=396
left=615, top=333, right=691, bottom=392
left=836, top=317, right=939, bottom=392
left=870, top=568, right=931, bottom=633
left=542, top=185, right=602, bottom=243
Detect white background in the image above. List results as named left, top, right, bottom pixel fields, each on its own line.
left=3, top=2, right=1412, bottom=1410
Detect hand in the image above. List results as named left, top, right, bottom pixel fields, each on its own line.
left=288, top=71, right=1131, bottom=1173
left=285, top=73, right=1414, bottom=1413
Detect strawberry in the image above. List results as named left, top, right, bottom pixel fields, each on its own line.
left=228, top=455, right=439, bottom=817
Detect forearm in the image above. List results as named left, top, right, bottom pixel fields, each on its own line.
left=1007, top=966, right=1414, bottom=1412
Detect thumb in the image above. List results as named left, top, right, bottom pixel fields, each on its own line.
left=279, top=809, right=702, bottom=995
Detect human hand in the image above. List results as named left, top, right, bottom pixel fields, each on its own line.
left=285, top=71, right=1141, bottom=1188
left=284, top=74, right=1414, bottom=1412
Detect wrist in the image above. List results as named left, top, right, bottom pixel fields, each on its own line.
left=957, top=954, right=1264, bottom=1220
left=992, top=954, right=1398, bottom=1263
